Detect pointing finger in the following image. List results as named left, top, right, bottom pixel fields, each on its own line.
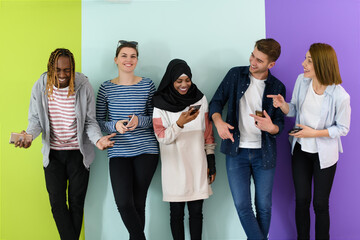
left=267, top=95, right=277, bottom=99
left=108, top=133, right=117, bottom=138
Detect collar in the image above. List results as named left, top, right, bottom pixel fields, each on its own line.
left=324, top=84, right=336, bottom=95
left=304, top=76, right=336, bottom=96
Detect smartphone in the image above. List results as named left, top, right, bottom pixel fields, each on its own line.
left=127, top=114, right=135, bottom=126
left=255, top=110, right=265, bottom=118
left=288, top=127, right=302, bottom=134
left=189, top=105, right=201, bottom=115
left=9, top=132, right=33, bottom=144
left=123, top=114, right=135, bottom=127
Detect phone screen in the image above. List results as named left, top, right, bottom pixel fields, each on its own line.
left=190, top=105, right=201, bottom=115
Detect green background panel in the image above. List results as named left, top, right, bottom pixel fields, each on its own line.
left=0, top=1, right=82, bottom=239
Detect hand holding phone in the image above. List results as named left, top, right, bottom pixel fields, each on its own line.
left=255, top=110, right=265, bottom=118
left=177, top=105, right=201, bottom=128
left=10, top=132, right=33, bottom=144
left=189, top=105, right=201, bottom=115
left=125, top=114, right=138, bottom=131
left=122, top=114, right=135, bottom=126
left=288, top=127, right=302, bottom=134
left=10, top=132, right=33, bottom=148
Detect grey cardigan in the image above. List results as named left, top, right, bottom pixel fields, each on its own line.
left=26, top=72, right=103, bottom=168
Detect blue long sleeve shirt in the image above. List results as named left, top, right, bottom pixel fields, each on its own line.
left=96, top=78, right=159, bottom=158
left=209, top=66, right=286, bottom=169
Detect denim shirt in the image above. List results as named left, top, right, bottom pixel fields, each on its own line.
left=288, top=74, right=351, bottom=169
left=209, top=66, right=286, bottom=169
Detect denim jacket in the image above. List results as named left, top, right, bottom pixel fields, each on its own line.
left=288, top=74, right=351, bottom=169
left=209, top=66, right=286, bottom=169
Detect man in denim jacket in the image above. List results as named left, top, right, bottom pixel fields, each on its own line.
left=209, top=39, right=286, bottom=239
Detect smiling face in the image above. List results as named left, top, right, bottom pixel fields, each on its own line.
left=173, top=74, right=192, bottom=95
left=302, top=51, right=316, bottom=79
left=55, top=56, right=71, bottom=88
left=249, top=47, right=275, bottom=79
left=114, top=47, right=138, bottom=73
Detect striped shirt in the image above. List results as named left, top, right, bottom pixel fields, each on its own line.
left=48, top=86, right=79, bottom=150
left=96, top=78, right=159, bottom=158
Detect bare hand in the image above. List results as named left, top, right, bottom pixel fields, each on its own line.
left=176, top=109, right=200, bottom=128
left=208, top=169, right=216, bottom=184
left=214, top=119, right=234, bottom=142
left=267, top=94, right=285, bottom=108
left=14, top=130, right=32, bottom=149
left=116, top=120, right=130, bottom=134
left=249, top=110, right=278, bottom=134
left=126, top=115, right=138, bottom=131
left=289, top=124, right=316, bottom=138
left=96, top=133, right=116, bottom=150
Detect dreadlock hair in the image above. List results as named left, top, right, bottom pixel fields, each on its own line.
left=46, top=48, right=75, bottom=98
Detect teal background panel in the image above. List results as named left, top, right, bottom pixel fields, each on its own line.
left=82, top=0, right=266, bottom=239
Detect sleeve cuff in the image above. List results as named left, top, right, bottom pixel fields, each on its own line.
left=111, top=120, right=118, bottom=133
left=173, top=122, right=183, bottom=131
left=205, top=143, right=216, bottom=155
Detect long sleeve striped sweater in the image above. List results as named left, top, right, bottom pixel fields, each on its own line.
left=96, top=78, right=159, bottom=158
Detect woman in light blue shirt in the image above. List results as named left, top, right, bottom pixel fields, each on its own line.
left=268, top=43, right=350, bottom=240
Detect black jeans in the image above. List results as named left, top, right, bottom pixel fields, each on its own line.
left=44, top=150, right=89, bottom=240
left=109, top=154, right=159, bottom=240
left=292, top=143, right=337, bottom=240
left=170, top=200, right=204, bottom=240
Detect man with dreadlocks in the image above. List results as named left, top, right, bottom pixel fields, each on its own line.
left=14, top=48, right=116, bottom=240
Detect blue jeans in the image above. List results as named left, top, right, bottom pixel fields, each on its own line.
left=226, top=148, right=275, bottom=240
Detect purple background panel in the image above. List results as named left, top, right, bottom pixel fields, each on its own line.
left=265, top=0, right=360, bottom=239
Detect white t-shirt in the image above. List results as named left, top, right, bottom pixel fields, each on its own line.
left=298, top=80, right=324, bottom=153
left=238, top=74, right=266, bottom=148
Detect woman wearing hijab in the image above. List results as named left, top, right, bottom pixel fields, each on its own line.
left=152, top=59, right=216, bottom=240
